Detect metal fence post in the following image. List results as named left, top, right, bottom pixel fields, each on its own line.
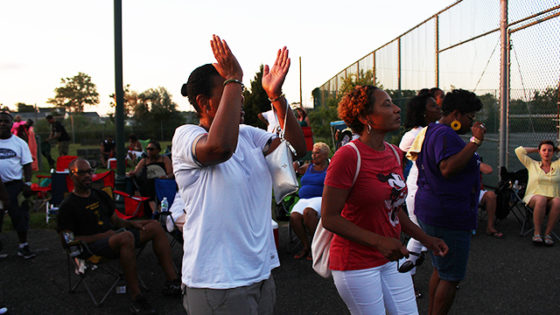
left=435, top=14, right=439, bottom=88
left=499, top=0, right=509, bottom=177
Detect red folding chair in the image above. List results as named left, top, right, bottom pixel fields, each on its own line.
left=113, top=191, right=150, bottom=220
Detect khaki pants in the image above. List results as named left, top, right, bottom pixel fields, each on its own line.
left=183, top=275, right=276, bottom=315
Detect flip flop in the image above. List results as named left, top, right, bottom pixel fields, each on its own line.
left=532, top=234, right=544, bottom=246
left=486, top=231, right=504, bottom=239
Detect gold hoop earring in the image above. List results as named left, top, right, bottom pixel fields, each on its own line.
left=451, top=120, right=461, bottom=131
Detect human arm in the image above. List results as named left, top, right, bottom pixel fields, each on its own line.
left=321, top=185, right=409, bottom=261
left=160, top=156, right=174, bottom=179
left=257, top=112, right=269, bottom=126
left=193, top=35, right=244, bottom=166
left=293, top=161, right=310, bottom=175
left=127, top=158, right=146, bottom=176
left=480, top=162, right=493, bottom=175
left=110, top=212, right=151, bottom=231
left=514, top=146, right=536, bottom=169
left=261, top=47, right=306, bottom=159
left=439, top=121, right=486, bottom=179
left=397, top=210, right=447, bottom=256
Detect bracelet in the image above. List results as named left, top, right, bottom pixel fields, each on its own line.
left=223, top=79, right=244, bottom=89
left=469, top=136, right=482, bottom=146
left=268, top=93, right=285, bottom=103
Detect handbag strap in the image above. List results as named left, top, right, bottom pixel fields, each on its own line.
left=386, top=142, right=401, bottom=166
left=347, top=141, right=400, bottom=186
left=269, top=99, right=290, bottom=140
left=347, top=142, right=361, bottom=186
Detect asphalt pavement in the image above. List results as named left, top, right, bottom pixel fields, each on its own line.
left=1, top=214, right=560, bottom=314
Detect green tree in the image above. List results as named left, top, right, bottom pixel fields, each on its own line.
left=243, top=65, right=270, bottom=129
left=309, top=70, right=379, bottom=146
left=16, top=102, right=35, bottom=112
left=109, top=84, right=138, bottom=118
left=47, top=72, right=99, bottom=113
left=131, top=87, right=184, bottom=140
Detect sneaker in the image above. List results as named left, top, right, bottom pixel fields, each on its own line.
left=17, top=245, right=36, bottom=260
left=129, top=294, right=156, bottom=314
left=162, top=279, right=182, bottom=297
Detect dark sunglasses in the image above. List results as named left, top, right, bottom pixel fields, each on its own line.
left=146, top=147, right=157, bottom=151
left=72, top=169, right=95, bottom=176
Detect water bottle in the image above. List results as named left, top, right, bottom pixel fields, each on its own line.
left=63, top=231, right=81, bottom=257
left=161, top=197, right=169, bottom=213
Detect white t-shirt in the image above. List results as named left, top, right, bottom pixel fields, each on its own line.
left=262, top=110, right=280, bottom=134
left=399, top=127, right=423, bottom=194
left=0, top=135, right=33, bottom=182
left=172, top=124, right=280, bottom=289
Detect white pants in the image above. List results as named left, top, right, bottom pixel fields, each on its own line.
left=332, top=261, right=418, bottom=315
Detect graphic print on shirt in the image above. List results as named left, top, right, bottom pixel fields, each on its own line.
left=0, top=148, right=17, bottom=159
left=377, top=172, right=407, bottom=227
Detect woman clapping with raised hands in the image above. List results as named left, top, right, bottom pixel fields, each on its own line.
left=172, top=35, right=305, bottom=315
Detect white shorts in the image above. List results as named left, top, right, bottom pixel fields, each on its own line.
left=290, top=197, right=322, bottom=217
left=479, top=189, right=487, bottom=203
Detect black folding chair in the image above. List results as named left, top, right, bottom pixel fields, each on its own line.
left=499, top=167, right=560, bottom=241
left=61, top=234, right=148, bottom=306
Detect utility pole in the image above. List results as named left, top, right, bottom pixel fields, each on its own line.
left=114, top=0, right=126, bottom=191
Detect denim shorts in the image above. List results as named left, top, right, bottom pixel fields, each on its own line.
left=418, top=219, right=471, bottom=282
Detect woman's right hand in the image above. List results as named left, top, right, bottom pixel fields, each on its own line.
left=471, top=121, right=486, bottom=141
left=210, top=35, right=243, bottom=81
left=376, top=236, right=409, bottom=261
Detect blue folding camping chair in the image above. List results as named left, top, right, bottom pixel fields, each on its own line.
left=153, top=179, right=182, bottom=246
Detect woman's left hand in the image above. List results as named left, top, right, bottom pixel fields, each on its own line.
left=262, top=47, right=290, bottom=99
left=424, top=236, right=448, bottom=257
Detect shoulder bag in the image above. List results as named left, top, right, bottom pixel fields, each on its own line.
left=265, top=101, right=299, bottom=204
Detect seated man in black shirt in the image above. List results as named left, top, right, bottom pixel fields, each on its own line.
left=57, top=158, right=180, bottom=314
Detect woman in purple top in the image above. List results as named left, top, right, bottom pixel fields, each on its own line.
left=414, top=89, right=486, bottom=315
left=290, top=142, right=330, bottom=260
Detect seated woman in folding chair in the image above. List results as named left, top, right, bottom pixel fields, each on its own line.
left=58, top=158, right=181, bottom=314
left=290, top=142, right=330, bottom=260
left=127, top=140, right=173, bottom=215
left=515, top=141, right=560, bottom=246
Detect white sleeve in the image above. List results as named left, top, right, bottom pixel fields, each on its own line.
left=241, top=125, right=276, bottom=151
left=171, top=125, right=207, bottom=171
left=19, top=138, right=33, bottom=165
left=399, top=128, right=421, bottom=152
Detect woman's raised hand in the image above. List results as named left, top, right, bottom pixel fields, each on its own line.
left=471, top=121, right=486, bottom=141
left=262, top=47, right=291, bottom=99
left=210, top=35, right=243, bottom=81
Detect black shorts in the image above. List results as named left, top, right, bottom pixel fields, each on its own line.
left=86, top=228, right=141, bottom=259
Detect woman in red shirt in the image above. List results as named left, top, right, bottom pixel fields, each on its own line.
left=322, top=85, right=448, bottom=314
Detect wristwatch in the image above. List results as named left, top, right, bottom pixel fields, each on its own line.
left=469, top=136, right=482, bottom=146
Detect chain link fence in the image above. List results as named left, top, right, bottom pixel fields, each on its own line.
left=317, top=0, right=560, bottom=186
